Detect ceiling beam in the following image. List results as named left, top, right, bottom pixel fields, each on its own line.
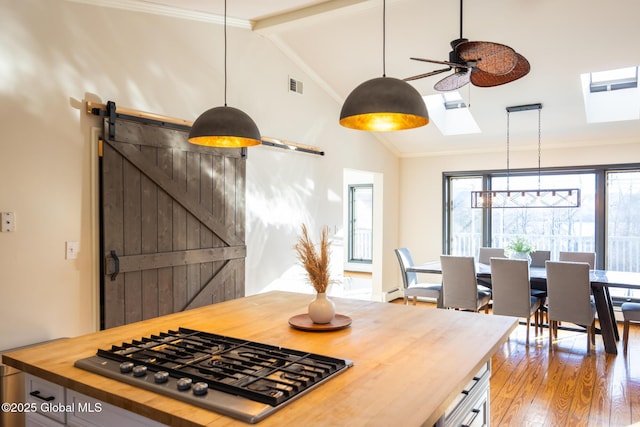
left=252, top=0, right=371, bottom=33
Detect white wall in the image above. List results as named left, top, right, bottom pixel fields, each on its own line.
left=0, top=0, right=401, bottom=350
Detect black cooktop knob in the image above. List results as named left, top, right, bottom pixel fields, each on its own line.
left=132, top=365, right=147, bottom=377
left=119, top=361, right=134, bottom=374
left=154, top=371, right=169, bottom=384
left=177, top=377, right=193, bottom=391
left=193, top=382, right=208, bottom=396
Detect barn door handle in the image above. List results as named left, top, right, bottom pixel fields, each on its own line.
left=110, top=250, right=120, bottom=281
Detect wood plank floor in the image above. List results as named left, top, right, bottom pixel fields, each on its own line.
left=390, top=299, right=640, bottom=426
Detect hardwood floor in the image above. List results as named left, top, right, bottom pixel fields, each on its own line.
left=390, top=299, right=640, bottom=426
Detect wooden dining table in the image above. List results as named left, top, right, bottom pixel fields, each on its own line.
left=407, top=260, right=640, bottom=355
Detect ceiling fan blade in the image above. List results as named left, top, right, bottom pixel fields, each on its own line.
left=410, top=57, right=469, bottom=69
left=403, top=67, right=451, bottom=82
left=470, top=53, right=530, bottom=87
left=434, top=70, right=471, bottom=91
left=457, top=41, right=516, bottom=75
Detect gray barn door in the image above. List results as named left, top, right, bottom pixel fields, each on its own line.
left=100, top=117, right=246, bottom=329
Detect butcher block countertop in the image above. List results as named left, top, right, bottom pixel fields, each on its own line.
left=3, top=291, right=517, bottom=426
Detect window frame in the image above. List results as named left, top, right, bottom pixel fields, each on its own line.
left=347, top=183, right=373, bottom=264
left=443, top=162, right=640, bottom=271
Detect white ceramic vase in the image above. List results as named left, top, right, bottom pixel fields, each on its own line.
left=308, top=292, right=336, bottom=324
left=511, top=251, right=532, bottom=265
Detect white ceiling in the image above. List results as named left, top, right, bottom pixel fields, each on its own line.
left=82, top=0, right=640, bottom=157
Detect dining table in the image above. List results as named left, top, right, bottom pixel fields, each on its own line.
left=407, top=260, right=640, bottom=355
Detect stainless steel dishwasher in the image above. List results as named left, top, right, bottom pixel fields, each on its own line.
left=1, top=350, right=26, bottom=427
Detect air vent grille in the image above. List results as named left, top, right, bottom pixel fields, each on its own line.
left=289, top=77, right=303, bottom=94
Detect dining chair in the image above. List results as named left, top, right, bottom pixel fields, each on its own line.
left=545, top=260, right=596, bottom=352
left=530, top=250, right=551, bottom=268
left=558, top=251, right=596, bottom=269
left=478, top=247, right=506, bottom=265
left=394, top=248, right=442, bottom=306
left=490, top=258, right=543, bottom=345
left=440, top=255, right=491, bottom=313
left=529, top=250, right=551, bottom=321
left=621, top=302, right=640, bottom=354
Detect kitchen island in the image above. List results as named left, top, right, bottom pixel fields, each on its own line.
left=3, top=291, right=517, bottom=426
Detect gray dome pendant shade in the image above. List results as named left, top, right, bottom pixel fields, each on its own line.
left=189, top=105, right=261, bottom=148
left=339, top=0, right=428, bottom=132
left=339, top=76, right=429, bottom=131
left=188, top=0, right=261, bottom=148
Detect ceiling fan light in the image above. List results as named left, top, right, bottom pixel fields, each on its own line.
left=339, top=77, right=429, bottom=131
left=188, top=105, right=261, bottom=148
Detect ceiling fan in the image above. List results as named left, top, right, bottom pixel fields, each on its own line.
left=404, top=0, right=530, bottom=91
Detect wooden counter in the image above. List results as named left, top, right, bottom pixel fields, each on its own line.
left=2, top=291, right=517, bottom=426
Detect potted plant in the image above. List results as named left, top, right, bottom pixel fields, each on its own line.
left=506, top=236, right=535, bottom=263
left=294, top=224, right=335, bottom=323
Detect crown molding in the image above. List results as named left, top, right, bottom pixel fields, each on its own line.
left=65, top=0, right=252, bottom=29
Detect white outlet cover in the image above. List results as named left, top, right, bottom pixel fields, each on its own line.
left=66, top=241, right=80, bottom=259
left=1, top=212, right=15, bottom=232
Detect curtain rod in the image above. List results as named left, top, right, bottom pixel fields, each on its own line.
left=86, top=101, right=324, bottom=156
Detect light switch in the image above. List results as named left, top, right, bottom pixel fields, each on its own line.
left=1, top=212, right=15, bottom=232
left=66, top=241, right=80, bottom=259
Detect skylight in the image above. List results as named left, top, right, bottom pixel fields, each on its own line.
left=581, top=66, right=640, bottom=123
left=423, top=92, right=480, bottom=136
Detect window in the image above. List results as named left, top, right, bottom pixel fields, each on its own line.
left=444, top=164, right=640, bottom=303
left=606, top=170, right=640, bottom=301
left=348, top=184, right=373, bottom=263
left=423, top=92, right=480, bottom=136
left=490, top=173, right=596, bottom=255
left=448, top=176, right=482, bottom=256
left=580, top=66, right=640, bottom=123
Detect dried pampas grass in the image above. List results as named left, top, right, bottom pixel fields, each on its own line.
left=294, top=224, right=332, bottom=293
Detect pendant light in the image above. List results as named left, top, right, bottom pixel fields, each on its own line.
left=339, top=0, right=429, bottom=131
left=470, top=104, right=581, bottom=208
left=188, top=0, right=261, bottom=148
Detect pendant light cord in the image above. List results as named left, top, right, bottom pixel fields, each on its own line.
left=382, top=0, right=386, bottom=77
left=459, top=0, right=463, bottom=39
left=506, top=110, right=510, bottom=191
left=224, top=0, right=228, bottom=107
left=537, top=108, right=542, bottom=190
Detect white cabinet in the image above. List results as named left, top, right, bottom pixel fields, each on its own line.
left=435, top=360, right=491, bottom=427
left=25, top=411, right=65, bottom=427
left=66, top=389, right=165, bottom=427
left=24, top=374, right=166, bottom=427
left=25, top=374, right=66, bottom=425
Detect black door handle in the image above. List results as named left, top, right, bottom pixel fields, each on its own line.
left=110, top=250, right=120, bottom=281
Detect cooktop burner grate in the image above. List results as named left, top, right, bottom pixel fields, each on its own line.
left=74, top=327, right=353, bottom=423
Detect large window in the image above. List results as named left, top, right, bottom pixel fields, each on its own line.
left=445, top=165, right=640, bottom=302
left=348, top=184, right=373, bottom=263
left=490, top=173, right=596, bottom=255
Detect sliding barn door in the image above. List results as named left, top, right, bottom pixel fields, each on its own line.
left=100, top=117, right=246, bottom=329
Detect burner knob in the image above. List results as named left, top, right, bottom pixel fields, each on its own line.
left=176, top=377, right=192, bottom=391
left=119, top=362, right=134, bottom=374
left=154, top=371, right=169, bottom=384
left=193, top=382, right=208, bottom=396
left=132, top=365, right=147, bottom=377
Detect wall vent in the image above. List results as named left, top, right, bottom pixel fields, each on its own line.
left=289, top=77, right=303, bottom=94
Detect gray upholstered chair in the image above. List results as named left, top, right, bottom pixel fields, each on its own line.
left=545, top=260, right=596, bottom=352
left=530, top=250, right=551, bottom=268
left=394, top=248, right=442, bottom=306
left=440, top=255, right=491, bottom=313
left=478, top=247, right=506, bottom=265
left=490, top=257, right=543, bottom=345
left=622, top=302, right=640, bottom=354
left=559, top=251, right=596, bottom=269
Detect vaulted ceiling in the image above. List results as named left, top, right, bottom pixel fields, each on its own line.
left=80, top=0, right=640, bottom=157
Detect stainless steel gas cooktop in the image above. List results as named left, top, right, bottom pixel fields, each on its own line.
left=74, top=327, right=353, bottom=424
